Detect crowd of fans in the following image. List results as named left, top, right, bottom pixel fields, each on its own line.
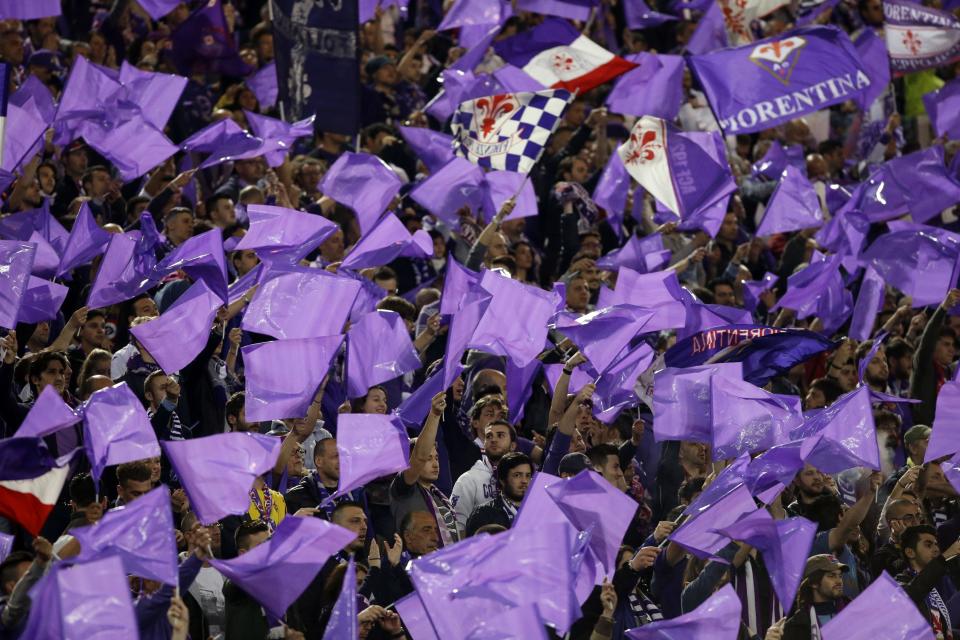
left=0, top=0, right=959, bottom=639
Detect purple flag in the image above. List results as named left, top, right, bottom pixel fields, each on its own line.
left=243, top=268, right=361, bottom=339
left=246, top=62, right=278, bottom=108
left=688, top=26, right=871, bottom=135
left=83, top=383, right=161, bottom=483
left=0, top=202, right=68, bottom=254
left=545, top=470, right=638, bottom=575
left=135, top=0, right=182, bottom=19
left=210, top=517, right=357, bottom=619
left=440, top=258, right=481, bottom=315
left=468, top=270, right=560, bottom=367
left=244, top=336, right=343, bottom=422
left=180, top=118, right=259, bottom=158
left=849, top=266, right=885, bottom=341
left=815, top=209, right=869, bottom=257
left=154, top=228, right=228, bottom=302
left=677, top=301, right=754, bottom=340
left=883, top=0, right=960, bottom=75
left=714, top=510, right=817, bottom=607
left=117, top=62, right=188, bottom=132
left=755, top=166, right=824, bottom=236
left=86, top=232, right=156, bottom=309
left=331, top=414, right=410, bottom=500
left=439, top=0, right=509, bottom=30
left=704, top=329, right=837, bottom=387
left=596, top=234, right=671, bottom=273
left=347, top=310, right=421, bottom=398
left=606, top=53, right=684, bottom=120
left=862, top=228, right=960, bottom=308
left=710, top=375, right=802, bottom=460
left=53, top=55, right=118, bottom=146
left=340, top=213, right=433, bottom=270
left=924, top=78, right=960, bottom=140
left=244, top=111, right=316, bottom=167
left=773, top=254, right=845, bottom=319
left=686, top=2, right=728, bottom=55
left=682, top=455, right=752, bottom=519
left=821, top=572, right=935, bottom=640
left=395, top=593, right=440, bottom=640
left=517, top=0, right=594, bottom=20
left=2, top=96, right=48, bottom=174
left=395, top=364, right=460, bottom=429
left=16, top=276, right=66, bottom=324
left=652, top=363, right=744, bottom=443
left=0, top=241, right=35, bottom=330
left=618, top=117, right=736, bottom=220
left=236, top=204, right=337, bottom=263
left=169, top=0, right=254, bottom=77
left=554, top=305, right=656, bottom=372
left=592, top=154, right=630, bottom=229
left=924, top=380, right=960, bottom=462
left=399, top=126, right=456, bottom=174
left=130, top=280, right=220, bottom=374
left=855, top=147, right=960, bottom=224
left=743, top=272, right=778, bottom=312
left=481, top=171, right=539, bottom=222
left=744, top=441, right=805, bottom=498
left=624, top=0, right=677, bottom=28
left=592, top=343, right=656, bottom=423
left=0, top=0, right=61, bottom=18
left=670, top=484, right=758, bottom=558
left=322, top=557, right=358, bottom=640
left=506, top=358, right=541, bottom=422
left=853, top=28, right=890, bottom=108
left=319, top=152, right=402, bottom=235
left=0, top=532, right=11, bottom=563
left=228, top=263, right=264, bottom=305
left=21, top=555, right=137, bottom=640
left=73, top=485, right=178, bottom=585
left=607, top=268, right=690, bottom=323
left=442, top=290, right=492, bottom=389
left=84, top=116, right=180, bottom=182
left=15, top=385, right=81, bottom=440
left=751, top=140, right=802, bottom=180
left=162, top=433, right=280, bottom=524
left=627, top=585, right=742, bottom=639
left=794, top=386, right=879, bottom=473
left=409, top=157, right=486, bottom=225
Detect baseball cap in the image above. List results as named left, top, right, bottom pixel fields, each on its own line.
left=803, top=554, right=849, bottom=579
left=558, top=452, right=591, bottom=477
left=364, top=55, right=395, bottom=77
left=904, top=424, right=931, bottom=446
left=27, top=49, right=63, bottom=72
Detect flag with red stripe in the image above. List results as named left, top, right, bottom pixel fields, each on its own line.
left=0, top=438, right=73, bottom=535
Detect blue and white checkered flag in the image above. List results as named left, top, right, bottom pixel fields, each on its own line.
left=451, top=89, right=572, bottom=175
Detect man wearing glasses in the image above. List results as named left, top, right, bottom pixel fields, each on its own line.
left=872, top=498, right=924, bottom=579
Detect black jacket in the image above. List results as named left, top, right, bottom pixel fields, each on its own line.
left=465, top=495, right=515, bottom=537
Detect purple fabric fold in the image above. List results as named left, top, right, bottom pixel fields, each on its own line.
left=347, top=310, right=421, bottom=398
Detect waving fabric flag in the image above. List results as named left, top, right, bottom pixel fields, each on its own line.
left=821, top=572, right=935, bottom=640
left=626, top=585, right=742, bottom=639
left=56, top=203, right=111, bottom=276
left=493, top=18, right=636, bottom=93
left=236, top=204, right=337, bottom=263
left=652, top=363, right=744, bottom=443
left=924, top=78, right=960, bottom=140
left=17, top=277, right=68, bottom=324
left=924, top=380, right=960, bottom=462
left=163, top=433, right=280, bottom=524
left=322, top=557, right=358, bottom=640
left=153, top=228, right=229, bottom=302
left=710, top=375, right=802, bottom=460
left=854, top=146, right=960, bottom=224
left=670, top=484, right=759, bottom=558
left=688, top=26, right=871, bottom=134
left=794, top=386, right=880, bottom=472
left=130, top=280, right=221, bottom=374
left=170, top=0, right=253, bottom=77
left=883, top=0, right=960, bottom=74
left=319, top=152, right=402, bottom=234
left=73, top=485, right=178, bottom=585
left=346, top=311, right=421, bottom=398
left=210, top=517, right=357, bottom=619
left=718, top=0, right=790, bottom=45
left=244, top=336, right=343, bottom=422
left=0, top=442, right=73, bottom=535
left=0, top=241, right=35, bottom=330
left=332, top=414, right=410, bottom=500
left=618, top=116, right=736, bottom=220
left=15, top=386, right=81, bottom=440
left=0, top=1, right=61, bottom=19
left=605, top=53, right=684, bottom=119
left=862, top=228, right=960, bottom=308
left=83, top=383, right=161, bottom=484
left=399, top=126, right=456, bottom=173
left=755, top=165, right=824, bottom=236
left=451, top=89, right=571, bottom=174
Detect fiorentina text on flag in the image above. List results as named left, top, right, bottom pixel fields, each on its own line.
left=688, top=26, right=871, bottom=135
left=883, top=0, right=960, bottom=74
left=451, top=89, right=571, bottom=174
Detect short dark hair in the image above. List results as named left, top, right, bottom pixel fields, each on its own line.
left=225, top=392, right=245, bottom=424
left=901, top=524, right=938, bottom=555
left=400, top=509, right=431, bottom=535
left=69, top=472, right=97, bottom=507
left=81, top=165, right=110, bottom=186
left=806, top=494, right=844, bottom=532
left=818, top=140, right=843, bottom=156
left=313, top=437, right=335, bottom=462
left=116, top=460, right=152, bottom=487
left=707, top=278, right=735, bottom=293
left=235, top=521, right=270, bottom=551
left=361, top=123, right=394, bottom=146
left=496, top=452, right=533, bottom=485
left=144, top=370, right=168, bottom=400
left=587, top=444, right=619, bottom=470
left=939, top=327, right=957, bottom=343
left=349, top=385, right=387, bottom=413
left=873, top=409, right=902, bottom=432
left=377, top=296, right=417, bottom=323
left=809, top=377, right=843, bottom=405
left=205, top=193, right=232, bottom=213
left=470, top=395, right=505, bottom=420
left=483, top=419, right=517, bottom=443
left=490, top=255, right=516, bottom=276
left=0, top=551, right=33, bottom=590
left=331, top=500, right=364, bottom=524
left=886, top=337, right=913, bottom=361
left=28, top=351, right=68, bottom=385
left=373, top=266, right=397, bottom=282
left=854, top=339, right=876, bottom=365
left=678, top=476, right=706, bottom=504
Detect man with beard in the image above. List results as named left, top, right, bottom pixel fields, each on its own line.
left=284, top=438, right=366, bottom=520
left=786, top=464, right=831, bottom=518
left=886, top=337, right=914, bottom=398
left=896, top=525, right=960, bottom=639
left=451, top=420, right=517, bottom=535
left=465, top=452, right=533, bottom=536
left=782, top=555, right=849, bottom=639
left=872, top=498, right=923, bottom=579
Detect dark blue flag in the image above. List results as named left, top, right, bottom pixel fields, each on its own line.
left=272, top=0, right=361, bottom=135
left=170, top=0, right=253, bottom=78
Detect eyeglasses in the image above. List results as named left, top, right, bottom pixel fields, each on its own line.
left=893, top=513, right=921, bottom=524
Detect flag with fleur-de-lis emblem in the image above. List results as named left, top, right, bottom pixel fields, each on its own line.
left=883, top=0, right=960, bottom=75
left=493, top=17, right=637, bottom=94
left=451, top=89, right=572, bottom=174
left=617, top=116, right=736, bottom=227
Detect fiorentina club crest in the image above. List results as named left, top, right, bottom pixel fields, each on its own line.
left=464, top=93, right=520, bottom=157
left=748, top=36, right=807, bottom=85
left=623, top=125, right=665, bottom=167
